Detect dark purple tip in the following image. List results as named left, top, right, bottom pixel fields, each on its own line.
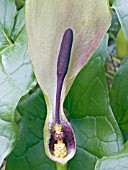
left=57, top=28, right=73, bottom=78
left=55, top=28, right=73, bottom=124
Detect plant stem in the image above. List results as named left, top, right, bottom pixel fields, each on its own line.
left=56, top=162, right=67, bottom=170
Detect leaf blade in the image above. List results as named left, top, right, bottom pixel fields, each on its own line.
left=0, top=1, right=36, bottom=165
left=110, top=57, right=128, bottom=141
left=95, top=142, right=128, bottom=170
left=65, top=35, right=124, bottom=169
left=112, top=0, right=128, bottom=40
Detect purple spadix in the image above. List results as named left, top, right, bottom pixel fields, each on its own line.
left=55, top=28, right=73, bottom=124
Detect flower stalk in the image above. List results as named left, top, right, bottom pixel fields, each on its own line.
left=56, top=162, right=67, bottom=170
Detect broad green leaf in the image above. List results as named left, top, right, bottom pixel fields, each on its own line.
left=0, top=1, right=36, bottom=166
left=112, top=0, right=128, bottom=40
left=0, top=0, right=16, bottom=50
left=95, top=142, right=128, bottom=170
left=108, top=12, right=120, bottom=44
left=6, top=89, right=56, bottom=170
left=116, top=28, right=128, bottom=60
left=64, top=35, right=124, bottom=170
left=26, top=0, right=111, bottom=165
left=11, top=7, right=25, bottom=42
left=110, top=57, right=128, bottom=141
left=68, top=147, right=97, bottom=170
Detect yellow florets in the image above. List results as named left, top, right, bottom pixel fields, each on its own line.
left=54, top=140, right=67, bottom=158
left=53, top=124, right=67, bottom=158
left=54, top=124, right=62, bottom=133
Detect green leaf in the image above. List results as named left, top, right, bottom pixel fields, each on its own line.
left=110, top=57, right=128, bottom=141
left=11, top=7, right=25, bottom=42
left=6, top=89, right=56, bottom=170
left=0, top=0, right=16, bottom=50
left=112, top=0, right=128, bottom=40
left=108, top=12, right=120, bottom=44
left=0, top=1, right=36, bottom=166
left=64, top=35, right=124, bottom=170
left=95, top=141, right=128, bottom=170
left=68, top=147, right=98, bottom=170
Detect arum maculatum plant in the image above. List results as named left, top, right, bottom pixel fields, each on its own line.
left=26, top=0, right=111, bottom=169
